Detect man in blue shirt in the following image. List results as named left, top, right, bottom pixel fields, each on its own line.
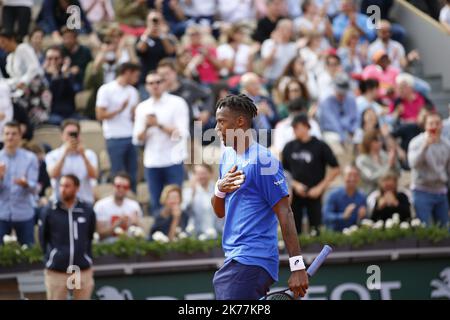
left=0, top=121, right=39, bottom=245
left=333, top=0, right=377, bottom=43
left=211, top=94, right=308, bottom=300
left=318, top=73, right=358, bottom=143
left=323, top=165, right=367, bottom=231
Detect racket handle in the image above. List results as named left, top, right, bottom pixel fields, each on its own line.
left=306, top=245, right=333, bottom=277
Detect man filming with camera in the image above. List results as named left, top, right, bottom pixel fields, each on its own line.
left=45, top=119, right=98, bottom=204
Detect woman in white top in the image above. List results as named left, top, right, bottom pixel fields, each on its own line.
left=217, top=24, right=259, bottom=77
left=294, top=0, right=333, bottom=45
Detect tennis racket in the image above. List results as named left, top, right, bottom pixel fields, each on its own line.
left=261, top=245, right=333, bottom=300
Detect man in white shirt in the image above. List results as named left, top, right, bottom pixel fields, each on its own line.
left=368, top=20, right=419, bottom=70
left=133, top=72, right=189, bottom=216
left=45, top=119, right=98, bottom=204
left=96, top=63, right=140, bottom=192
left=94, top=172, right=143, bottom=242
left=0, top=31, right=43, bottom=90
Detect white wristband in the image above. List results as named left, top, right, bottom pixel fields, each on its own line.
left=289, top=255, right=306, bottom=272
left=214, top=181, right=226, bottom=199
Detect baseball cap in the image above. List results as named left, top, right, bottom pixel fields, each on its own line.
left=333, top=73, right=350, bottom=93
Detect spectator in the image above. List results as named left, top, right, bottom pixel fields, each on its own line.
left=294, top=0, right=333, bottom=43
left=180, top=0, right=216, bottom=27
left=84, top=27, right=139, bottom=119
left=315, top=0, right=341, bottom=19
left=28, top=27, right=46, bottom=65
left=183, top=24, right=221, bottom=85
left=316, top=53, right=343, bottom=101
left=45, top=120, right=98, bottom=204
left=94, top=172, right=143, bottom=242
left=217, top=0, right=257, bottom=24
left=323, top=164, right=366, bottom=231
left=261, top=19, right=298, bottom=84
left=217, top=24, right=259, bottom=78
left=389, top=73, right=434, bottom=124
left=282, top=113, right=340, bottom=234
left=240, top=72, right=279, bottom=146
left=183, top=164, right=222, bottom=237
left=360, top=1, right=406, bottom=43
left=43, top=46, right=81, bottom=125
left=276, top=78, right=310, bottom=119
left=273, top=97, right=321, bottom=156
left=337, top=27, right=368, bottom=74
left=369, top=171, right=411, bottom=222
left=252, top=0, right=286, bottom=43
left=1, top=0, right=33, bottom=42
left=133, top=72, right=189, bottom=215
left=408, top=113, right=450, bottom=227
left=318, top=73, right=358, bottom=147
left=37, top=0, right=94, bottom=42
left=299, top=33, right=326, bottom=80
left=440, top=0, right=450, bottom=34
left=367, top=20, right=419, bottom=70
left=157, top=58, right=213, bottom=137
left=0, top=121, right=39, bottom=245
left=136, top=10, right=176, bottom=88
left=60, top=27, right=93, bottom=92
left=362, top=49, right=400, bottom=102
left=96, top=63, right=140, bottom=192
left=39, top=174, right=96, bottom=300
left=356, top=130, right=400, bottom=195
left=332, top=0, right=376, bottom=43
left=148, top=0, right=187, bottom=37
left=150, top=184, right=188, bottom=241
left=0, top=80, right=14, bottom=149
left=356, top=79, right=392, bottom=127
left=391, top=107, right=431, bottom=169
left=114, top=0, right=148, bottom=36
left=80, top=0, right=115, bottom=26
left=0, top=31, right=43, bottom=93
left=352, top=107, right=383, bottom=146
left=276, top=55, right=318, bottom=102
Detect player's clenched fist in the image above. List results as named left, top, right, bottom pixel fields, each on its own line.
left=289, top=270, right=309, bottom=299
left=217, top=165, right=245, bottom=193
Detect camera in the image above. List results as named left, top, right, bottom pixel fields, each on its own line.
left=152, top=17, right=160, bottom=24
left=69, top=131, right=79, bottom=139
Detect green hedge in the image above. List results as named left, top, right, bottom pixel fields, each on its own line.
left=0, top=224, right=449, bottom=267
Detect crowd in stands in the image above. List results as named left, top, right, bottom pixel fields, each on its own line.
left=0, top=0, right=449, bottom=252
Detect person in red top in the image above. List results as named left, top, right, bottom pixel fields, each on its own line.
left=389, top=73, right=434, bottom=124
left=184, top=25, right=220, bottom=85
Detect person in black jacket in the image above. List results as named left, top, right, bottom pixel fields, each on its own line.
left=371, top=171, right=411, bottom=222
left=39, top=174, right=96, bottom=300
left=282, top=113, right=340, bottom=234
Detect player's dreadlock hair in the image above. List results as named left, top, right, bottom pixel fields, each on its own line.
left=216, top=94, right=258, bottom=122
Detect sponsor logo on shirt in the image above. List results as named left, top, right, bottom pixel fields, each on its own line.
left=274, top=178, right=285, bottom=186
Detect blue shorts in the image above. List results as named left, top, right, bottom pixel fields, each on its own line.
left=213, top=260, right=274, bottom=300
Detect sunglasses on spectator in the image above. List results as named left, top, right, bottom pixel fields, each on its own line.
left=146, top=79, right=164, bottom=85
left=114, top=184, right=130, bottom=190
left=46, top=55, right=61, bottom=61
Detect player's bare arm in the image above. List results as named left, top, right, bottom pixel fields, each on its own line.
left=273, top=197, right=309, bottom=298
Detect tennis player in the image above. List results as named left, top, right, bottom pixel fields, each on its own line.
left=211, top=94, right=309, bottom=300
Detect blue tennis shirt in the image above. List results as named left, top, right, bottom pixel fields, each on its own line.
left=220, top=142, right=289, bottom=281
